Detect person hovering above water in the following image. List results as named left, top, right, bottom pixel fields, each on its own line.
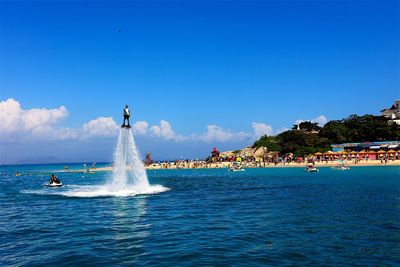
left=122, top=104, right=131, bottom=128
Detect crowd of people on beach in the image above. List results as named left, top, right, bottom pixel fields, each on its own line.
left=55, top=147, right=399, bottom=174
left=144, top=147, right=400, bottom=170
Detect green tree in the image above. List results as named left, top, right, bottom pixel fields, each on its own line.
left=319, top=120, right=348, bottom=143
left=252, top=135, right=281, bottom=151
left=292, top=121, right=321, bottom=132
left=253, top=113, right=399, bottom=156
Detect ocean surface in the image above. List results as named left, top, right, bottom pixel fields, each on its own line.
left=1, top=165, right=399, bottom=266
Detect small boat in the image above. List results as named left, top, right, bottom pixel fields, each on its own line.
left=229, top=162, right=245, bottom=172
left=331, top=161, right=350, bottom=170
left=44, top=183, right=63, bottom=187
left=332, top=165, right=350, bottom=170
left=229, top=168, right=245, bottom=172
left=305, top=165, right=319, bottom=172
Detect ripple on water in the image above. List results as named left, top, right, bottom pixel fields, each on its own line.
left=1, top=166, right=400, bottom=266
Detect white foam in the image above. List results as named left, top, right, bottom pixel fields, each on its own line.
left=62, top=184, right=169, bottom=197
left=22, top=184, right=169, bottom=198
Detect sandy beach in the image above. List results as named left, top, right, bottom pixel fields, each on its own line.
left=58, top=160, right=400, bottom=174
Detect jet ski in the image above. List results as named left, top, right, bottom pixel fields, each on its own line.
left=229, top=168, right=245, bottom=172
left=305, top=165, right=319, bottom=172
left=331, top=160, right=350, bottom=170
left=45, top=182, right=63, bottom=187
left=331, top=165, right=350, bottom=170
left=228, top=162, right=245, bottom=172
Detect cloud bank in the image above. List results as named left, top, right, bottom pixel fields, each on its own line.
left=0, top=98, right=327, bottom=144
left=0, top=98, right=68, bottom=135
left=0, top=98, right=330, bottom=163
left=0, top=98, right=118, bottom=142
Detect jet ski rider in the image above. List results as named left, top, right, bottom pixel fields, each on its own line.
left=49, top=174, right=61, bottom=184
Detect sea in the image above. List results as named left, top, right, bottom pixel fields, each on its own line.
left=1, top=164, right=399, bottom=266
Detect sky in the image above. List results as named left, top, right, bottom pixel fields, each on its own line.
left=0, top=0, right=399, bottom=164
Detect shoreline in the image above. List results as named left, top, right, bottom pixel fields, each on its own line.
left=57, top=160, right=400, bottom=173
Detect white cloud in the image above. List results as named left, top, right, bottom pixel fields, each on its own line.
left=198, top=125, right=252, bottom=143
left=149, top=120, right=185, bottom=141
left=131, top=120, right=184, bottom=141
left=23, top=106, right=68, bottom=131
left=0, top=98, right=68, bottom=135
left=252, top=122, right=273, bottom=139
left=136, top=121, right=271, bottom=143
left=0, top=99, right=118, bottom=141
left=311, top=115, right=327, bottom=126
left=295, top=115, right=328, bottom=126
left=136, top=121, right=276, bottom=143
left=132, top=121, right=149, bottom=135
left=82, top=117, right=118, bottom=138
left=0, top=98, right=23, bottom=134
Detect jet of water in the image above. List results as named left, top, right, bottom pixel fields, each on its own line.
left=111, top=128, right=149, bottom=191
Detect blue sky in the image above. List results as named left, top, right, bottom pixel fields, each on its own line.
left=0, top=0, right=399, bottom=164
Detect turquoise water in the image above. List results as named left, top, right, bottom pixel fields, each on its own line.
left=1, top=165, right=399, bottom=266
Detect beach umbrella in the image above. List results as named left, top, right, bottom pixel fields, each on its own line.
left=314, top=152, right=323, bottom=156
left=387, top=149, right=395, bottom=157
left=338, top=151, right=347, bottom=159
left=387, top=149, right=396, bottom=157
left=322, top=151, right=334, bottom=158
left=377, top=149, right=386, bottom=158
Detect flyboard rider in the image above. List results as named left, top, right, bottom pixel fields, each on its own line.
left=122, top=104, right=131, bottom=128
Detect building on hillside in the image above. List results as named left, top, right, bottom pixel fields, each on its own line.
left=381, top=100, right=400, bottom=125
left=331, top=141, right=399, bottom=152
left=312, top=141, right=400, bottom=161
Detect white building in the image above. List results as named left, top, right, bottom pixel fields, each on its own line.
left=381, top=100, right=400, bottom=125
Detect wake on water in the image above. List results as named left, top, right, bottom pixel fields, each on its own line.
left=24, top=128, right=169, bottom=198
left=23, top=184, right=168, bottom=198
